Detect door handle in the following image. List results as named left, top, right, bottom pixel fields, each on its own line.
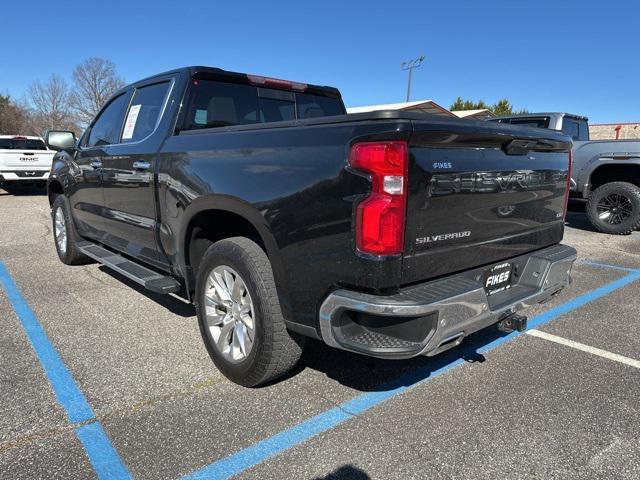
left=90, top=160, right=102, bottom=169
left=132, top=161, right=151, bottom=171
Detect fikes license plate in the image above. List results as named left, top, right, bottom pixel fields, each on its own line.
left=483, top=262, right=513, bottom=295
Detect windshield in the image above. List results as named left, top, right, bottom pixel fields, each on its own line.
left=0, top=138, right=47, bottom=150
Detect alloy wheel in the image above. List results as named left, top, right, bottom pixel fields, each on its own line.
left=597, top=194, right=633, bottom=225
left=54, top=207, right=67, bottom=255
left=204, top=265, right=255, bottom=362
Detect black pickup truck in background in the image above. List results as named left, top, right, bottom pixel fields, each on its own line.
left=46, top=66, right=576, bottom=386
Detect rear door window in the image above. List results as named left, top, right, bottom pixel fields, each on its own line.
left=122, top=82, right=171, bottom=143
left=561, top=118, right=589, bottom=141
left=577, top=120, right=589, bottom=140
left=562, top=119, right=580, bottom=140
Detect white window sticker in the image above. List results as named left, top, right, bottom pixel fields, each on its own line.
left=122, top=104, right=142, bottom=140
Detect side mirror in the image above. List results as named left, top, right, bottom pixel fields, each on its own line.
left=45, top=130, right=77, bottom=151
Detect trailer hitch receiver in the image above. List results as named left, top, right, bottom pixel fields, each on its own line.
left=497, top=312, right=528, bottom=333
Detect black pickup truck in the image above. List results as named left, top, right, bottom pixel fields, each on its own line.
left=46, top=66, right=576, bottom=386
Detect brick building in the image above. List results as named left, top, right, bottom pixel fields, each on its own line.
left=589, top=123, right=640, bottom=140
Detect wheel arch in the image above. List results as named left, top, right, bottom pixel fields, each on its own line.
left=178, top=195, right=284, bottom=294
left=586, top=160, right=640, bottom=193
left=47, top=178, right=64, bottom=206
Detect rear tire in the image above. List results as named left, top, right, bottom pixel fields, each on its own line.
left=51, top=195, right=93, bottom=265
left=586, top=182, right=640, bottom=235
left=195, top=237, right=305, bottom=387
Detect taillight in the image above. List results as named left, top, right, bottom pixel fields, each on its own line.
left=349, top=141, right=408, bottom=255
left=563, top=150, right=572, bottom=219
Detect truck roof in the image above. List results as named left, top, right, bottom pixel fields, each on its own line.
left=492, top=112, right=589, bottom=122
left=123, top=65, right=342, bottom=99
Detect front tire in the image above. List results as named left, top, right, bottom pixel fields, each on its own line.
left=195, top=237, right=305, bottom=387
left=51, top=195, right=92, bottom=265
left=586, top=182, right=640, bottom=235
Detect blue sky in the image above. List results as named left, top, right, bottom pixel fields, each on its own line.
left=2, top=0, right=638, bottom=123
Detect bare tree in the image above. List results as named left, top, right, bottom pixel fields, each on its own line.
left=70, top=57, right=125, bottom=126
left=27, top=74, right=76, bottom=134
left=0, top=94, right=30, bottom=134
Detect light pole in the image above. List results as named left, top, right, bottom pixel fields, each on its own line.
left=401, top=55, right=425, bottom=102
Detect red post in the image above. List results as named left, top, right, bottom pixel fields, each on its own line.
left=614, top=125, right=622, bottom=139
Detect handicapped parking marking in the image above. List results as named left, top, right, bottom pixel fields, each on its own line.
left=0, top=262, right=132, bottom=480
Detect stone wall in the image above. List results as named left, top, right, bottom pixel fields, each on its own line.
left=589, top=123, right=640, bottom=140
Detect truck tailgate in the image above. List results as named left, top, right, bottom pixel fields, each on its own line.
left=0, top=149, right=55, bottom=168
left=402, top=120, right=572, bottom=284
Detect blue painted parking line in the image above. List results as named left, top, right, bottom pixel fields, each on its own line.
left=0, top=262, right=132, bottom=480
left=578, top=259, right=640, bottom=273
left=0, top=262, right=94, bottom=424
left=183, top=267, right=640, bottom=480
left=75, top=422, right=133, bottom=479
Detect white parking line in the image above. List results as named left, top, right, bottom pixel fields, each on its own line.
left=527, top=329, right=640, bottom=369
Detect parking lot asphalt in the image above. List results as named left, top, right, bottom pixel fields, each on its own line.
left=1, top=187, right=639, bottom=480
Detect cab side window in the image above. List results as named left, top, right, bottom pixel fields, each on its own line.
left=86, top=91, right=132, bottom=147
left=577, top=120, right=589, bottom=141
left=562, top=118, right=589, bottom=141
left=562, top=119, right=580, bottom=140
left=122, top=82, right=170, bottom=143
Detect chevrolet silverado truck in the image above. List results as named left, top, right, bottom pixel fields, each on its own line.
left=0, top=135, right=56, bottom=187
left=45, top=66, right=576, bottom=386
left=490, top=113, right=640, bottom=234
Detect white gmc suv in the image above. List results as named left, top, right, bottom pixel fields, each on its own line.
left=0, top=135, right=56, bottom=186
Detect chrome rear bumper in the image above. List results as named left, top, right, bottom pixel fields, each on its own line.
left=319, top=244, right=577, bottom=359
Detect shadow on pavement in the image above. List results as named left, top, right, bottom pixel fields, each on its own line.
left=564, top=211, right=599, bottom=233
left=313, top=465, right=371, bottom=479
left=298, top=325, right=508, bottom=393
left=0, top=183, right=47, bottom=196
left=564, top=199, right=600, bottom=233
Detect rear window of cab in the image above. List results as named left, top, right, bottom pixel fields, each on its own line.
left=0, top=138, right=47, bottom=150
left=499, top=117, right=551, bottom=129
left=183, top=80, right=344, bottom=130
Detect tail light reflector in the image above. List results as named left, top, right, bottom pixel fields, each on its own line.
left=349, top=141, right=408, bottom=255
